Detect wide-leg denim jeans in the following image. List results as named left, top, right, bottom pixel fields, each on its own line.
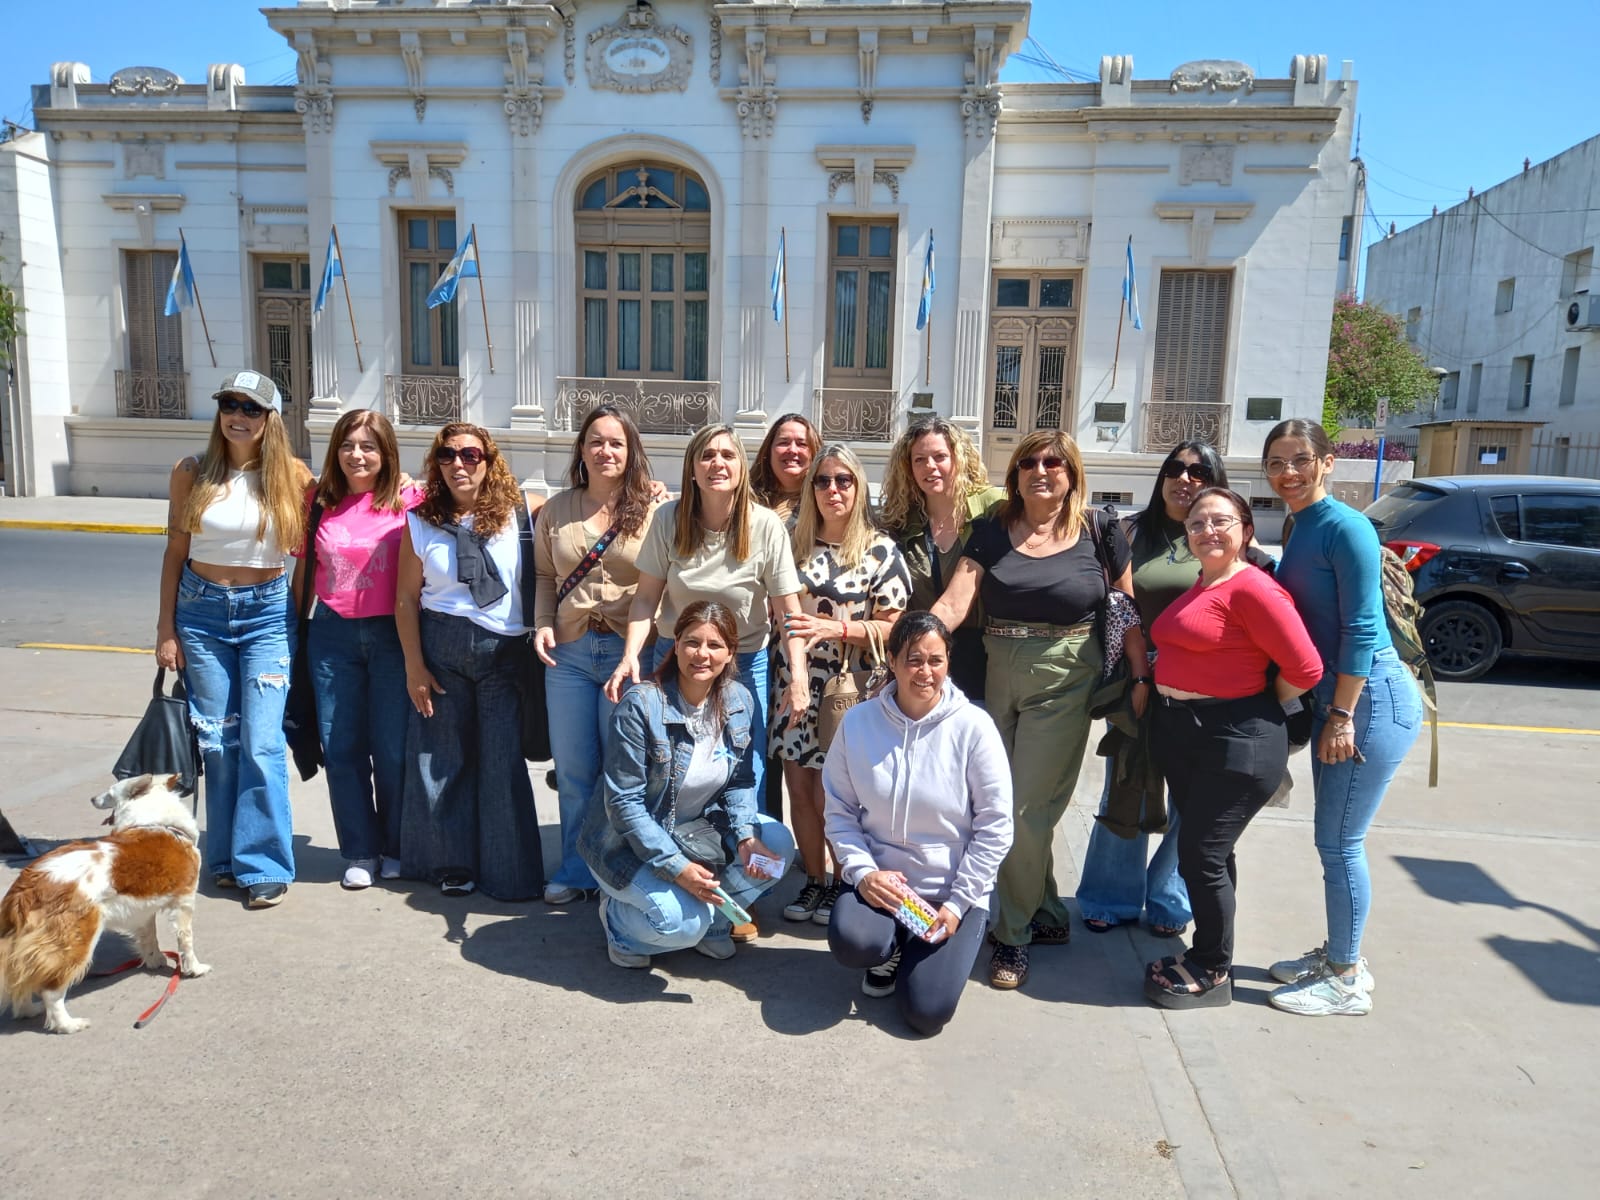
left=543, top=628, right=622, bottom=890
left=400, top=610, right=544, bottom=901
left=1310, top=648, right=1422, bottom=962
left=309, top=606, right=409, bottom=863
left=1077, top=772, right=1191, bottom=930
left=175, top=565, right=297, bottom=887
left=596, top=815, right=796, bottom=956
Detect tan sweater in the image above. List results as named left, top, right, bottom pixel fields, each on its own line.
left=533, top=488, right=656, bottom=643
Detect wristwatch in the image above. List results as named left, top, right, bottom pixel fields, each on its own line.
left=1132, top=676, right=1153, bottom=686
left=1327, top=704, right=1355, bottom=725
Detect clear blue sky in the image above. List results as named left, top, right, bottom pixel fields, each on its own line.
left=3, top=0, right=1593, bottom=290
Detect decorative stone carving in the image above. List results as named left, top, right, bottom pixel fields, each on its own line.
left=294, top=32, right=334, bottom=135
left=857, top=30, right=878, bottom=125
left=967, top=27, right=996, bottom=89
left=1169, top=60, right=1254, bottom=94
left=564, top=12, right=576, bottom=83
left=990, top=218, right=1090, bottom=267
left=1180, top=143, right=1234, bottom=186
left=708, top=8, right=722, bottom=83
left=400, top=31, right=426, bottom=122
left=826, top=171, right=852, bottom=201
left=1101, top=54, right=1132, bottom=86
left=50, top=62, right=90, bottom=110
left=504, top=29, right=544, bottom=137
left=873, top=170, right=899, bottom=203
left=961, top=85, right=1003, bottom=140
left=108, top=67, right=182, bottom=97
left=737, top=88, right=777, bottom=139
left=206, top=64, right=243, bottom=111
left=586, top=2, right=693, bottom=94
left=123, top=139, right=165, bottom=179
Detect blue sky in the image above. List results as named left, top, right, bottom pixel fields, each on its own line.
left=3, top=0, right=1592, bottom=290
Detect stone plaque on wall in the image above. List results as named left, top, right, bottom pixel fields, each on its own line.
left=586, top=4, right=693, bottom=93
left=1180, top=144, right=1235, bottom=186
left=990, top=218, right=1090, bottom=266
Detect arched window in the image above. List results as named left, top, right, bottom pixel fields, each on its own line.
left=575, top=162, right=711, bottom=380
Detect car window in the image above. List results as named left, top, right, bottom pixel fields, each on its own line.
left=1518, top=494, right=1600, bottom=550
left=1364, top=483, right=1446, bottom=530
left=1489, top=494, right=1521, bottom=541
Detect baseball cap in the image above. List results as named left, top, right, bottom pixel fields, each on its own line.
left=212, top=369, right=282, bottom=412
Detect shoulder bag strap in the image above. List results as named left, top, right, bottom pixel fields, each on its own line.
left=299, top=500, right=325, bottom=625
left=923, top=522, right=944, bottom=595
left=556, top=521, right=623, bottom=605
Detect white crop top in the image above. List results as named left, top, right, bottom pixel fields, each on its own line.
left=188, top=469, right=286, bottom=569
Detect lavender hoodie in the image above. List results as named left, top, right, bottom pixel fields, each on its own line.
left=822, top=679, right=1013, bottom=916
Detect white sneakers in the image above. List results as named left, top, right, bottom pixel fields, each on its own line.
left=342, top=859, right=378, bottom=890
left=379, top=856, right=402, bottom=880
left=1269, top=944, right=1375, bottom=992
left=1269, top=963, right=1374, bottom=1017
left=598, top=896, right=651, bottom=969
left=544, top=883, right=585, bottom=905
left=694, top=932, right=736, bottom=960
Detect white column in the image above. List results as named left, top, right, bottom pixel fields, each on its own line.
left=507, top=110, right=545, bottom=430
left=734, top=136, right=770, bottom=429
left=950, top=123, right=998, bottom=437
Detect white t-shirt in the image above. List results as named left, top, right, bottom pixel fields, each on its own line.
left=408, top=511, right=526, bottom=635
left=675, top=701, right=733, bottom=823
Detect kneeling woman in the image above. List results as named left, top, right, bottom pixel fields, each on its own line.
left=823, top=612, right=1014, bottom=1036
left=1144, top=489, right=1322, bottom=1008
left=580, top=601, right=796, bottom=968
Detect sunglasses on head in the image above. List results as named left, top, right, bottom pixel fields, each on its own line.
left=1161, top=460, right=1214, bottom=484
left=812, top=473, right=856, bottom=492
left=435, top=445, right=487, bottom=467
left=1017, top=455, right=1066, bottom=472
left=218, top=396, right=269, bottom=419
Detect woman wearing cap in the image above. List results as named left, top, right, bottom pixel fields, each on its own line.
left=155, top=370, right=313, bottom=909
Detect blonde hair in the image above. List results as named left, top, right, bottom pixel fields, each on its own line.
left=675, top=424, right=754, bottom=562
left=181, top=408, right=306, bottom=552
left=879, top=416, right=990, bottom=532
left=996, top=429, right=1089, bottom=540
left=792, top=443, right=877, bottom=570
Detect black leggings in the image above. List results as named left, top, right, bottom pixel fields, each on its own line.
left=828, top=887, right=987, bottom=1036
left=1152, top=692, right=1288, bottom=973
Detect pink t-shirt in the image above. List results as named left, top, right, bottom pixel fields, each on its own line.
left=308, top=485, right=425, bottom=619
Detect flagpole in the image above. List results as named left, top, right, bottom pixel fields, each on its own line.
left=780, top=226, right=790, bottom=383
left=179, top=228, right=217, bottom=368
left=1111, top=299, right=1125, bottom=391
left=921, top=228, right=934, bottom=386
left=470, top=224, right=495, bottom=374
left=331, top=223, right=363, bottom=373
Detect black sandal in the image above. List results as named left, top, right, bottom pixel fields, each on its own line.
left=1083, top=918, right=1118, bottom=934
left=1144, top=958, right=1231, bottom=1009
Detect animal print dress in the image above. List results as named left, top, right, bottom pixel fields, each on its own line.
left=772, top=532, right=912, bottom=768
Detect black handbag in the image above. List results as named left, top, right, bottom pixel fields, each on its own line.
left=283, top=501, right=325, bottom=782
left=516, top=501, right=553, bottom=763
left=671, top=816, right=728, bottom=869
left=113, top=668, right=201, bottom=794
left=1087, top=509, right=1140, bottom=719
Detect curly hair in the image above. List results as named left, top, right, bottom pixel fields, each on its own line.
left=995, top=429, right=1089, bottom=540
left=750, top=413, right=822, bottom=509
left=315, top=408, right=406, bottom=512
left=414, top=422, right=522, bottom=538
left=181, top=403, right=306, bottom=553
left=879, top=416, right=990, bottom=533
left=566, top=404, right=654, bottom=539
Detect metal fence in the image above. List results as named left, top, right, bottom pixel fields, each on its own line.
left=1463, top=429, right=1600, bottom=479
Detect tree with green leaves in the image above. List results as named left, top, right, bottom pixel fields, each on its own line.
left=1324, top=295, right=1438, bottom=431
left=0, top=261, right=20, bottom=370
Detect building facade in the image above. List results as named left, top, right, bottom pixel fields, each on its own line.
left=1364, top=134, right=1600, bottom=450
left=0, top=0, right=1359, bottom=519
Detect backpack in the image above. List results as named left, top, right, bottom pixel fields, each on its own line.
left=1378, top=545, right=1439, bottom=787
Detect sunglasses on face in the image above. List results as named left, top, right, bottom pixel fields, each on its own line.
left=435, top=445, right=487, bottom=467
left=1017, top=455, right=1066, bottom=472
left=813, top=473, right=857, bottom=492
left=217, top=396, right=269, bottom=419
left=1161, top=460, right=1214, bottom=484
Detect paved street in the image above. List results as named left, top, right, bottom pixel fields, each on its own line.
left=2, top=525, right=1598, bottom=1198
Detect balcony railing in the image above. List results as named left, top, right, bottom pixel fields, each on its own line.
left=385, top=375, right=462, bottom=426
left=1142, top=402, right=1232, bottom=454
left=814, top=387, right=896, bottom=442
left=554, top=377, right=720, bottom=435
left=115, top=370, right=188, bottom=419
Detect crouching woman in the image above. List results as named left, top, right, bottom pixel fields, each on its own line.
left=822, top=611, right=1014, bottom=1036
left=579, top=601, right=796, bottom=969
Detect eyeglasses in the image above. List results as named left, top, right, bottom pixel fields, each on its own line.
left=1265, top=454, right=1319, bottom=477
left=1017, top=455, right=1066, bottom=473
left=1185, top=515, right=1242, bottom=536
left=218, top=397, right=269, bottom=419
left=812, top=473, right=856, bottom=492
left=435, top=445, right=487, bottom=467
left=1161, top=460, right=1214, bottom=484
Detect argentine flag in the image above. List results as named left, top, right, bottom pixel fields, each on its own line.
left=770, top=230, right=785, bottom=323
left=915, top=231, right=936, bottom=331
left=427, top=227, right=479, bottom=309
left=1123, top=235, right=1143, bottom=331
left=313, top=226, right=342, bottom=315
left=163, top=235, right=197, bottom=317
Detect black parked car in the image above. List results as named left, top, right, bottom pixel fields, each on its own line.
left=1363, top=476, right=1600, bottom=680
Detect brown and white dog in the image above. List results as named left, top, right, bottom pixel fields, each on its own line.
left=0, top=773, right=210, bottom=1034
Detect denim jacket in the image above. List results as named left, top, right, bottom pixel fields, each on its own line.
left=578, top=677, right=758, bottom=891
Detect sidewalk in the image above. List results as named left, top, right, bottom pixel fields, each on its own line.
left=0, top=495, right=168, bottom=534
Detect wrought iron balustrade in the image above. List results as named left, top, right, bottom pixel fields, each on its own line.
left=114, top=370, right=188, bottom=419
left=1142, top=402, right=1232, bottom=454
left=385, top=375, right=462, bottom=425
left=813, top=387, right=896, bottom=442
left=555, top=377, right=720, bottom=435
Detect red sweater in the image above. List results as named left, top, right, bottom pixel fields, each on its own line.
left=1151, top=565, right=1323, bottom=699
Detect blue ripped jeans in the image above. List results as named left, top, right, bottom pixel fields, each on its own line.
left=176, top=565, right=297, bottom=887
left=1310, top=649, right=1423, bottom=963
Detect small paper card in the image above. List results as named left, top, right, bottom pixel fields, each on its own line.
left=747, top=853, right=786, bottom=880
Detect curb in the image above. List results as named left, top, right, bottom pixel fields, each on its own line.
left=0, top=519, right=164, bottom=535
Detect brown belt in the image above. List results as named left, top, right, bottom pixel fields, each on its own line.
left=984, top=620, right=1093, bottom=640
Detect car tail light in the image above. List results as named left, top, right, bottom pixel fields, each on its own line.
left=1386, top=540, right=1441, bottom=571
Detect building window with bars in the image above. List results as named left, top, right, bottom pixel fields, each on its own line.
left=1145, top=269, right=1234, bottom=451
left=119, top=249, right=187, bottom=419
left=825, top=220, right=897, bottom=387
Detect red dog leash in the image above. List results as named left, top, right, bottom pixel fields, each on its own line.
left=92, top=950, right=183, bottom=1028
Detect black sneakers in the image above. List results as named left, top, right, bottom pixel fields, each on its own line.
left=862, top=947, right=902, bottom=998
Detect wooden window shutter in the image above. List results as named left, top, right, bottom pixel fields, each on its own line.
left=1150, top=269, right=1232, bottom=406
left=125, top=250, right=184, bottom=374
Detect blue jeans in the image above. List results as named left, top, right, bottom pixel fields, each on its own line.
left=1310, top=649, right=1422, bottom=963
left=175, top=565, right=296, bottom=887
left=648, top=640, right=770, bottom=799
left=308, top=606, right=409, bottom=863
left=400, top=611, right=544, bottom=901
left=596, top=816, right=796, bottom=955
left=544, top=628, right=623, bottom=890
left=1077, top=773, right=1191, bottom=929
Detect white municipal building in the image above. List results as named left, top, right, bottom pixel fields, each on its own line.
left=0, top=0, right=1361, bottom=512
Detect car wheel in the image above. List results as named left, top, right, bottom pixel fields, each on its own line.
left=1420, top=600, right=1504, bottom=681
